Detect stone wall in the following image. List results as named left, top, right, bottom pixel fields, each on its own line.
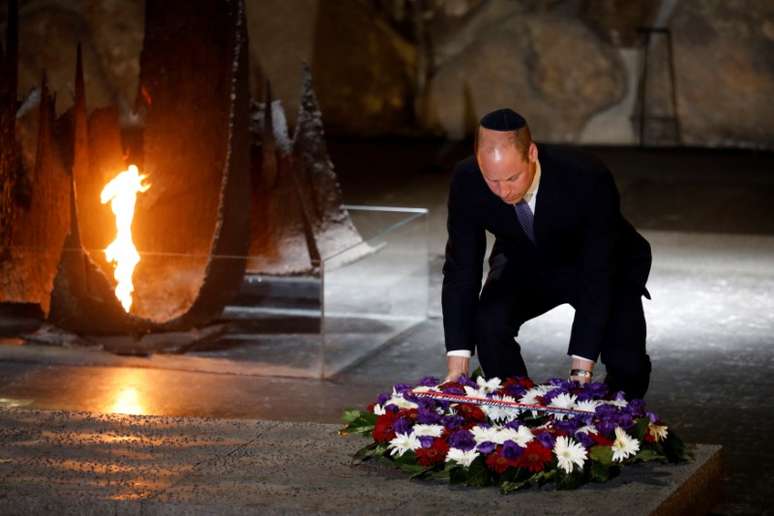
left=2, top=0, right=773, bottom=148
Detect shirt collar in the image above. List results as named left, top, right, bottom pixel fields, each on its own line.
left=523, top=158, right=541, bottom=203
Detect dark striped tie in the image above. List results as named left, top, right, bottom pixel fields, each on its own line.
left=514, top=199, right=535, bottom=244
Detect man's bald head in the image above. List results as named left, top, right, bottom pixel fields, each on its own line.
left=475, top=109, right=537, bottom=205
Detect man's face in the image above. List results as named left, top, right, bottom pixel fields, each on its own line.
left=476, top=128, right=537, bottom=205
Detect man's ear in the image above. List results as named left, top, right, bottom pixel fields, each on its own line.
left=528, top=141, right=538, bottom=163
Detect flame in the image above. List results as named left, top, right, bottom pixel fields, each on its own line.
left=100, top=164, right=150, bottom=312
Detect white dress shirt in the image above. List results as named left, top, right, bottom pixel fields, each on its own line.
left=445, top=159, right=595, bottom=365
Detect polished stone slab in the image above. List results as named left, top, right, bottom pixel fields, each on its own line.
left=0, top=408, right=721, bottom=515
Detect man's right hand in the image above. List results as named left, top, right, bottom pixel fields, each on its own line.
left=444, top=356, right=470, bottom=383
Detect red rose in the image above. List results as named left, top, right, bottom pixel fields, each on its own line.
left=372, top=413, right=398, bottom=443
left=515, top=441, right=553, bottom=472
left=456, top=403, right=487, bottom=423
left=440, top=381, right=463, bottom=391
left=415, top=438, right=450, bottom=467
left=590, top=432, right=614, bottom=446
left=484, top=445, right=520, bottom=474
left=517, top=377, right=535, bottom=389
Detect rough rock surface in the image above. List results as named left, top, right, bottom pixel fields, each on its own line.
left=668, top=0, right=774, bottom=148
left=0, top=408, right=723, bottom=515
left=426, top=14, right=626, bottom=140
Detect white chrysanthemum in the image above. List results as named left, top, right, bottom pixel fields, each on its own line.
left=387, top=388, right=418, bottom=410
left=470, top=425, right=501, bottom=444
left=446, top=447, right=480, bottom=467
left=411, top=424, right=445, bottom=437
left=611, top=427, right=640, bottom=462
left=548, top=392, right=578, bottom=420
left=463, top=385, right=487, bottom=398
left=388, top=432, right=421, bottom=457
left=372, top=403, right=386, bottom=415
left=553, top=435, right=588, bottom=474
left=412, top=385, right=441, bottom=393
left=476, top=376, right=502, bottom=394
left=574, top=399, right=602, bottom=413
left=648, top=423, right=669, bottom=442
left=549, top=392, right=577, bottom=409
left=481, top=395, right=520, bottom=422
left=500, top=425, right=535, bottom=447
left=575, top=424, right=598, bottom=435
left=519, top=385, right=552, bottom=405
left=603, top=393, right=629, bottom=408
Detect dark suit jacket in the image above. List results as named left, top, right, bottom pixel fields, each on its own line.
left=441, top=143, right=652, bottom=361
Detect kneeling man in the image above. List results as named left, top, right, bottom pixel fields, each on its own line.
left=442, top=108, right=653, bottom=399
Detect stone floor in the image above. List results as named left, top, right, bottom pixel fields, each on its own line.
left=0, top=408, right=722, bottom=515
left=0, top=142, right=773, bottom=514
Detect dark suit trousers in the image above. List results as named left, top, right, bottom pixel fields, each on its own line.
left=475, top=256, right=652, bottom=399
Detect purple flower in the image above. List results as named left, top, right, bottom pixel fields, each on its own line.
left=535, top=431, right=555, bottom=449
left=646, top=411, right=660, bottom=423
left=442, top=385, right=465, bottom=395
left=502, top=440, right=524, bottom=460
left=579, top=382, right=608, bottom=400
left=384, top=404, right=400, bottom=413
left=595, top=404, right=618, bottom=418
left=457, top=375, right=479, bottom=389
left=441, top=414, right=465, bottom=430
left=575, top=431, right=595, bottom=449
left=597, top=419, right=616, bottom=436
left=554, top=418, right=581, bottom=435
left=393, top=417, right=413, bottom=435
left=417, top=408, right=442, bottom=425
left=477, top=441, right=496, bottom=455
left=504, top=419, right=522, bottom=430
left=376, top=393, right=390, bottom=406
left=617, top=413, right=635, bottom=429
left=418, top=436, right=435, bottom=448
left=503, top=384, right=526, bottom=398
left=448, top=429, right=476, bottom=451
left=627, top=399, right=646, bottom=417
left=418, top=376, right=440, bottom=387
left=392, top=383, right=413, bottom=394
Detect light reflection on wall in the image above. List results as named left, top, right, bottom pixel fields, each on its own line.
left=107, top=370, right=148, bottom=415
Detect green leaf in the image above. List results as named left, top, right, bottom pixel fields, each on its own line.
left=556, top=470, right=584, bottom=490
left=470, top=366, right=484, bottom=381
left=529, top=469, right=557, bottom=486
left=633, top=417, right=650, bottom=440
left=342, top=409, right=363, bottom=424
left=500, top=478, right=530, bottom=494
left=590, top=461, right=610, bottom=482
left=449, top=465, right=468, bottom=485
left=465, top=455, right=492, bottom=487
left=590, top=445, right=614, bottom=465
left=662, top=431, right=692, bottom=463
left=635, top=448, right=666, bottom=463
left=351, top=442, right=388, bottom=463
